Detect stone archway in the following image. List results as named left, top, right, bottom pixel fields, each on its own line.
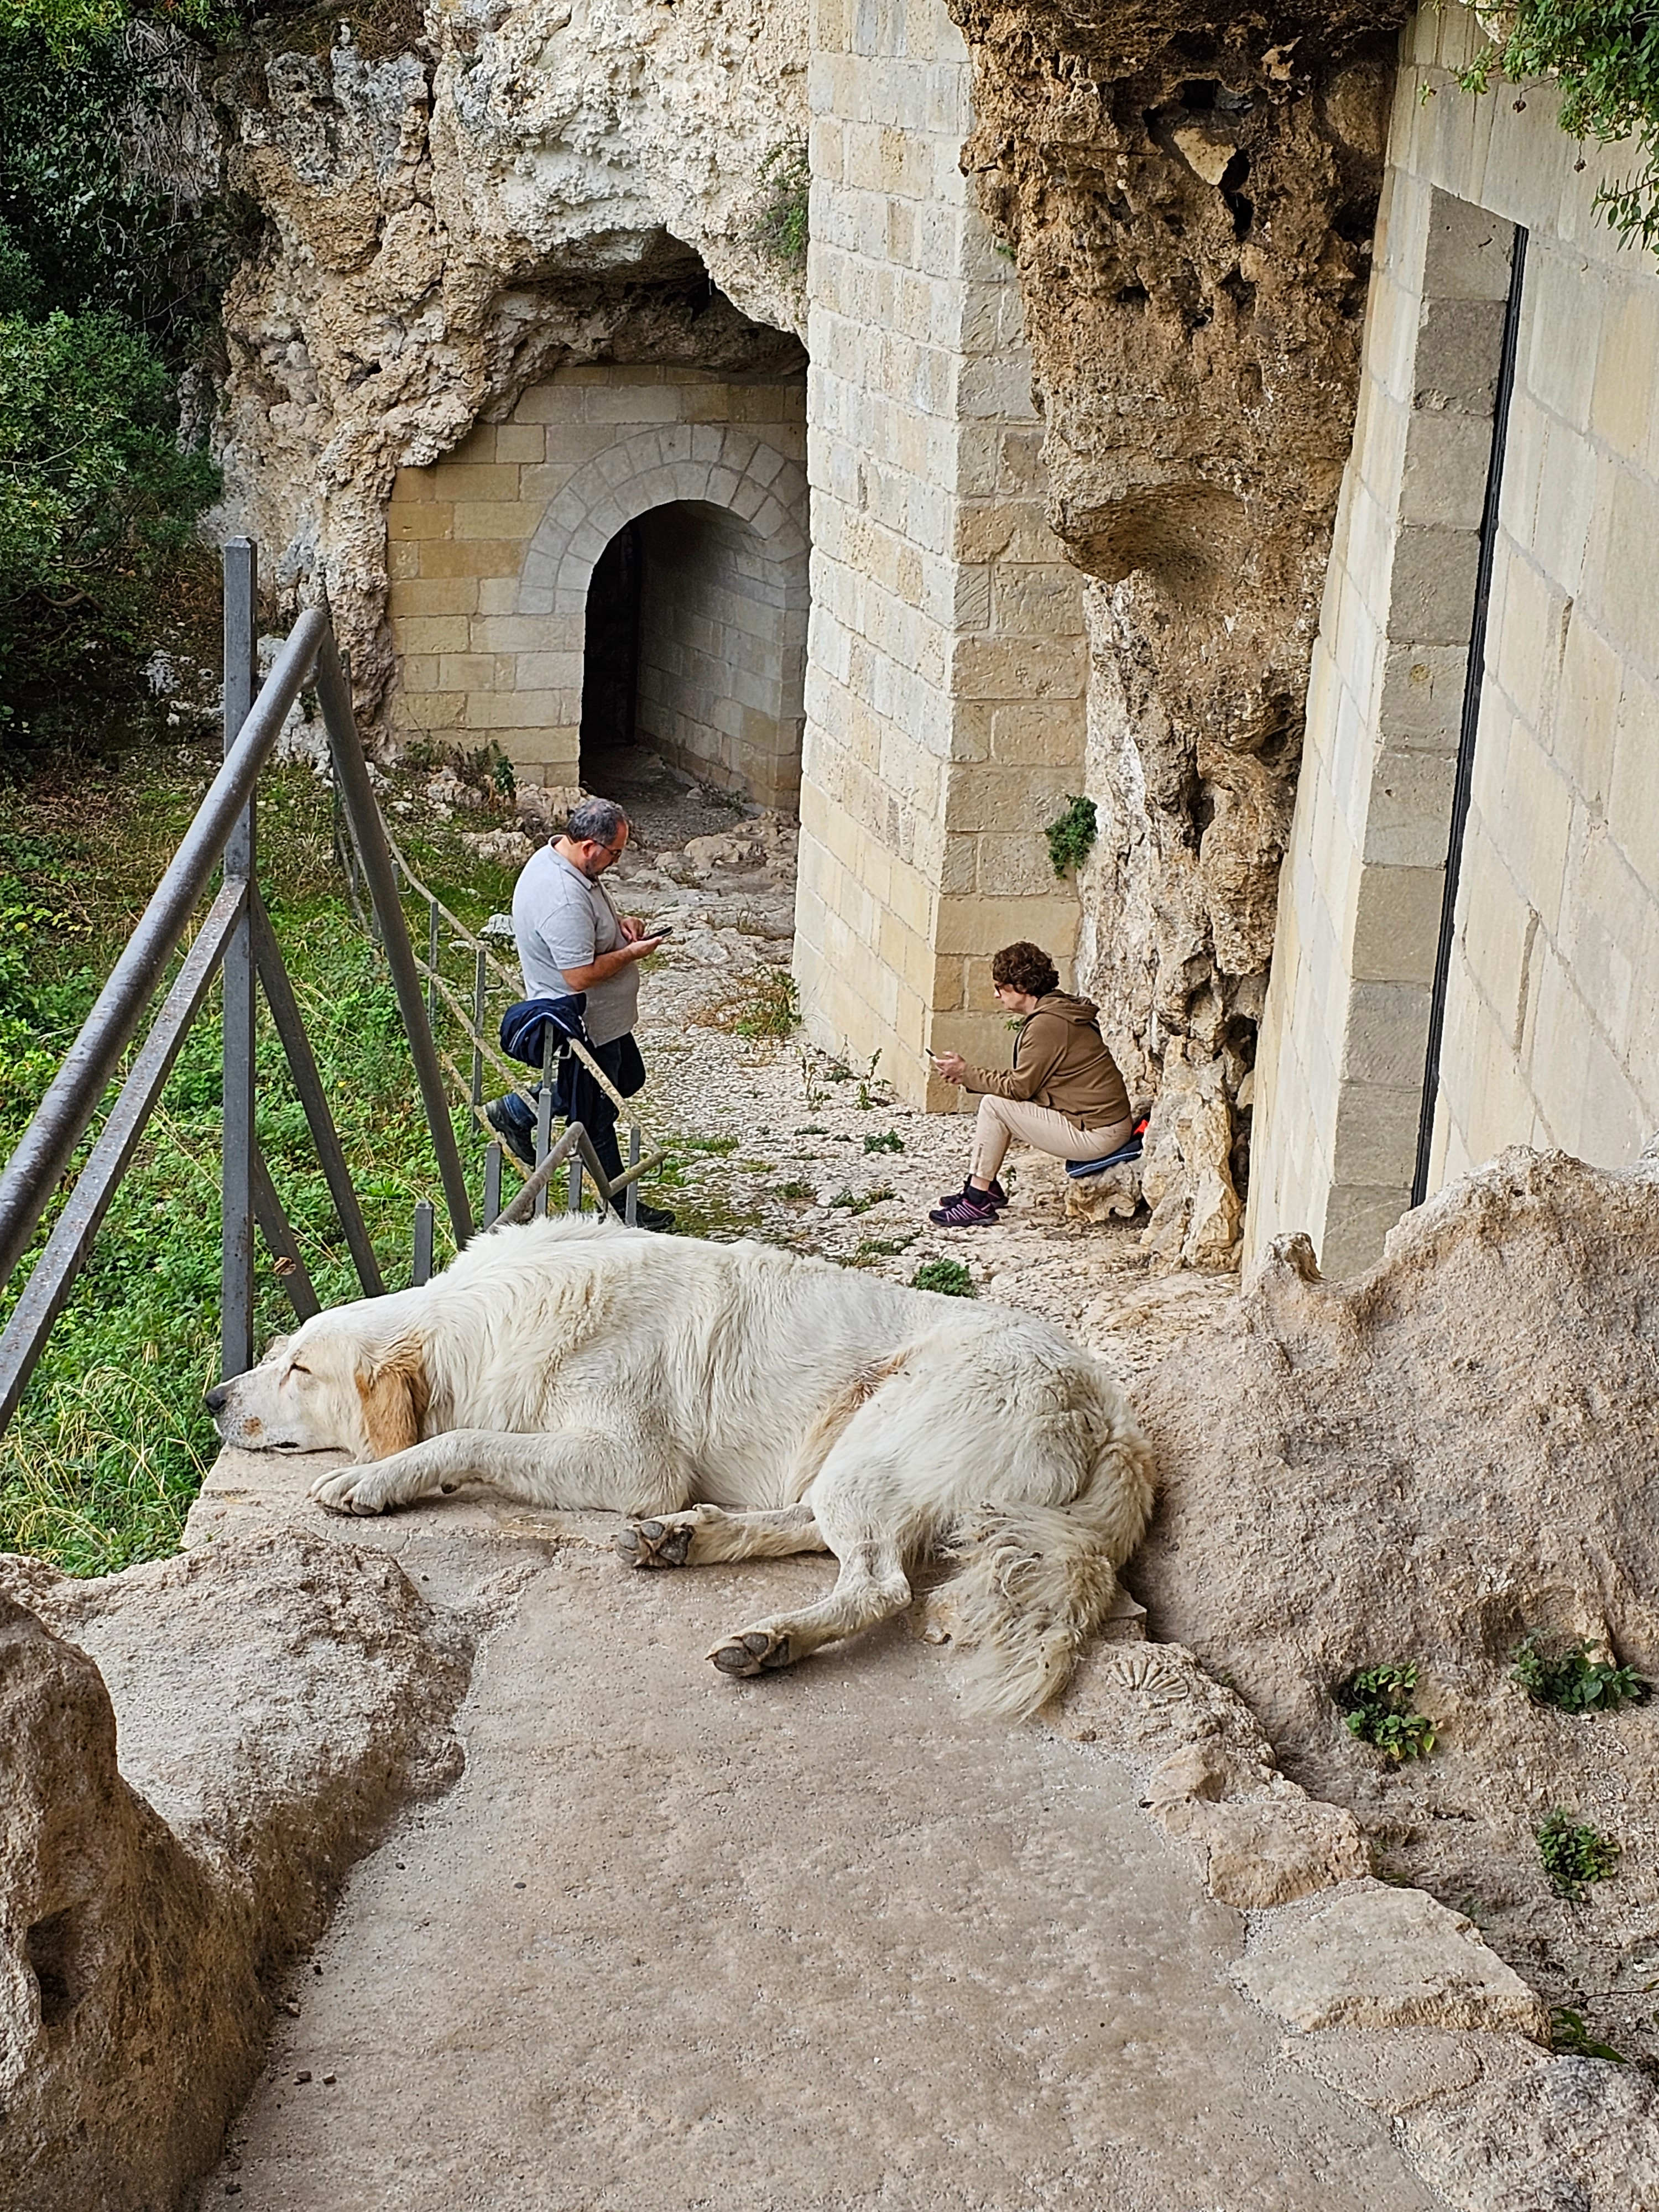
left=515, top=424, right=810, bottom=622
left=514, top=426, right=811, bottom=813
left=386, top=370, right=809, bottom=797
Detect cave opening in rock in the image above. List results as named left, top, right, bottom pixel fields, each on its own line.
left=578, top=499, right=808, bottom=820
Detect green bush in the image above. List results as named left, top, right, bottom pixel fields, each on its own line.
left=0, top=309, right=218, bottom=700
left=1333, top=1661, right=1437, bottom=1763
left=1512, top=1634, right=1652, bottom=1713
left=1536, top=1808, right=1621, bottom=1900
left=1044, top=795, right=1098, bottom=878
left=912, top=1258, right=975, bottom=1298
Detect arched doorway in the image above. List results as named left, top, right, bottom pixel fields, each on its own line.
left=579, top=500, right=808, bottom=814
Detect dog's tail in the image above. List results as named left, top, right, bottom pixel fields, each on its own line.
left=941, top=1392, right=1155, bottom=1721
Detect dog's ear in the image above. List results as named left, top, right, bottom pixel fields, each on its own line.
left=354, top=1340, right=430, bottom=1459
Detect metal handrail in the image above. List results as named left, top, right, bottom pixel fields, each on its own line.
left=0, top=539, right=656, bottom=1441
left=0, top=607, right=326, bottom=1292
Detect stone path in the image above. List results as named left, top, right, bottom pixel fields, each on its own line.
left=195, top=1456, right=1439, bottom=2212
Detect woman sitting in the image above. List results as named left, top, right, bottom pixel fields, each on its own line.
left=927, top=941, right=1135, bottom=1228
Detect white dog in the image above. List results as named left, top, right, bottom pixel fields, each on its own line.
left=207, top=1218, right=1155, bottom=1716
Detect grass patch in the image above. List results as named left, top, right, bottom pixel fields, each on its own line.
left=912, top=1258, right=975, bottom=1297
left=1536, top=1809, right=1621, bottom=1901
left=828, top=1186, right=893, bottom=1216
left=863, top=1129, right=904, bottom=1154
left=0, top=740, right=525, bottom=1573
left=1512, top=1635, right=1652, bottom=1714
left=732, top=968, right=799, bottom=1039
left=1333, top=1662, right=1437, bottom=1764
left=853, top=1234, right=915, bottom=1263
left=778, top=1180, right=814, bottom=1201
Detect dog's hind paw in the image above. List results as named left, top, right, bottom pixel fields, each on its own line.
left=614, top=1517, right=694, bottom=1569
left=709, top=1627, right=793, bottom=1677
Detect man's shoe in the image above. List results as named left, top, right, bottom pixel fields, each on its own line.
left=485, top=1095, right=538, bottom=1171
left=617, top=1198, right=676, bottom=1233
left=936, top=1176, right=1007, bottom=1209
left=927, top=1191, right=1000, bottom=1227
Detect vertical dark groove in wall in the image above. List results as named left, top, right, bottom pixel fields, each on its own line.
left=1411, top=225, right=1530, bottom=1208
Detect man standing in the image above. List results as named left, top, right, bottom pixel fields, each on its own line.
left=487, top=795, right=675, bottom=1231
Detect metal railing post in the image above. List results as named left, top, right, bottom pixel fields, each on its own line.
left=313, top=633, right=473, bottom=1249
left=412, top=1199, right=435, bottom=1287
left=626, top=1127, right=640, bottom=1227
left=470, top=946, right=486, bottom=1109
left=427, top=896, right=440, bottom=1030
left=221, top=540, right=258, bottom=1379
left=534, top=1030, right=555, bottom=1220
left=483, top=1142, right=503, bottom=1227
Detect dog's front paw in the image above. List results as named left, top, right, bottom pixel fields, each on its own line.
left=614, top=1517, right=694, bottom=1569
left=709, top=1626, right=793, bottom=1677
left=310, top=1467, right=393, bottom=1516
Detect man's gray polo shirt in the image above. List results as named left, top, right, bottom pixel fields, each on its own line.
left=512, top=844, right=639, bottom=1046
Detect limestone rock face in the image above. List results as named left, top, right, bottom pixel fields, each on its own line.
left=213, top=0, right=807, bottom=717
left=1234, top=1884, right=1549, bottom=2037
left=1402, top=2056, right=1659, bottom=2212
left=1128, top=1148, right=1659, bottom=2062
left=0, top=1527, right=468, bottom=2211
left=948, top=0, right=1406, bottom=1261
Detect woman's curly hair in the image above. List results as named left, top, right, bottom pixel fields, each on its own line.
left=990, top=942, right=1060, bottom=998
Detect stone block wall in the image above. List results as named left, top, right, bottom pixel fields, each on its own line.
left=796, top=0, right=1086, bottom=1104
left=1247, top=2, right=1659, bottom=1276
left=634, top=503, right=808, bottom=811
left=387, top=368, right=808, bottom=789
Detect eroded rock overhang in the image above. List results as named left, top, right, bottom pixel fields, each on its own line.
left=945, top=0, right=1408, bottom=1261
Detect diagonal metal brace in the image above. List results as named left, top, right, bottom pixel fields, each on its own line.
left=0, top=881, right=247, bottom=1434
left=251, top=1144, right=322, bottom=1324
left=250, top=891, right=385, bottom=1298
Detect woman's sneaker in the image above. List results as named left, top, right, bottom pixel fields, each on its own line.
left=927, top=1190, right=1001, bottom=1227
left=935, top=1177, right=1007, bottom=1209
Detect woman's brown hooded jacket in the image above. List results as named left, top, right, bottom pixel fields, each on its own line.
left=961, top=992, right=1130, bottom=1129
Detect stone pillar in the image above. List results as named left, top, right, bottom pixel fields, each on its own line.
left=796, top=0, right=1086, bottom=1104
left=1245, top=175, right=1516, bottom=1279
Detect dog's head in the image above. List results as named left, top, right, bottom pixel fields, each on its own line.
left=205, top=1308, right=430, bottom=1462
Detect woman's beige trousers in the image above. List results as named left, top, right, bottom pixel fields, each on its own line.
left=968, top=1095, right=1135, bottom=1185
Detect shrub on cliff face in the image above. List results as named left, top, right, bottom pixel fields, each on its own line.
left=1462, top=1, right=1659, bottom=253
left=0, top=11, right=228, bottom=734
left=755, top=140, right=810, bottom=273
left=0, top=310, right=219, bottom=716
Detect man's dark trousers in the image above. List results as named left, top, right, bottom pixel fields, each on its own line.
left=497, top=1032, right=644, bottom=1193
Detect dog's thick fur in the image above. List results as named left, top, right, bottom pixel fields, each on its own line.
left=209, top=1218, right=1155, bottom=1715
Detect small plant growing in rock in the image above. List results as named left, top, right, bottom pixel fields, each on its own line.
left=1536, top=1809, right=1621, bottom=1901
left=828, top=1186, right=893, bottom=1216
left=1512, top=1635, right=1652, bottom=1714
left=755, top=140, right=810, bottom=271
left=1044, top=795, right=1098, bottom=879
left=735, top=969, right=799, bottom=1038
left=912, top=1259, right=975, bottom=1297
left=1550, top=2007, right=1630, bottom=2063
left=1333, top=1662, right=1437, bottom=1764
left=863, top=1129, right=903, bottom=1154
left=778, top=1180, right=813, bottom=1200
